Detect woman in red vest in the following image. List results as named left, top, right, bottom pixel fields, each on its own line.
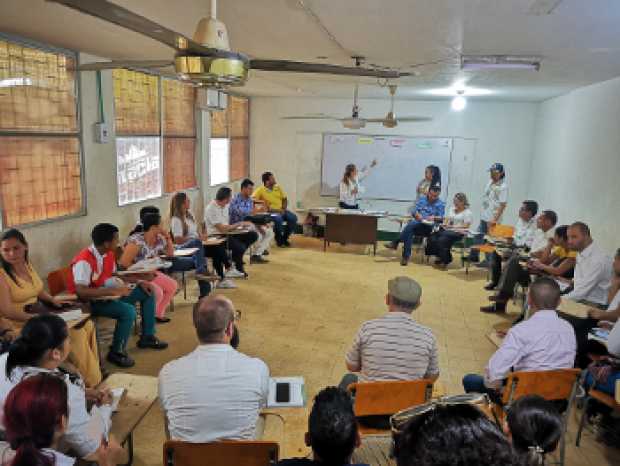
left=67, top=223, right=167, bottom=368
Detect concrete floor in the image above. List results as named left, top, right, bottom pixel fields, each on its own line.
left=109, top=236, right=620, bottom=466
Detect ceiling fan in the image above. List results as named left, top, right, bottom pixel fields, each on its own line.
left=48, top=0, right=410, bottom=87
left=282, top=83, right=432, bottom=129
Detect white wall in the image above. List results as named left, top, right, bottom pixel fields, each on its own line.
left=19, top=57, right=207, bottom=276
left=528, top=76, right=620, bottom=252
left=250, top=97, right=539, bottom=230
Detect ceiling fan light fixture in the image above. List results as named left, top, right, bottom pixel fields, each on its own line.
left=451, top=94, right=467, bottom=112
left=461, top=55, right=541, bottom=71
left=174, top=53, right=249, bottom=87
left=193, top=16, right=231, bottom=51
left=342, top=118, right=366, bottom=130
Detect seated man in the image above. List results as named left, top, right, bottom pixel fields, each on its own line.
left=481, top=208, right=557, bottom=313
left=229, top=178, right=275, bottom=264
left=384, top=184, right=445, bottom=266
left=341, top=276, right=439, bottom=390
left=66, top=223, right=168, bottom=368
left=563, top=222, right=612, bottom=307
left=277, top=387, right=365, bottom=466
left=159, top=295, right=269, bottom=442
left=562, top=247, right=618, bottom=368
left=463, top=277, right=576, bottom=396
left=205, top=187, right=259, bottom=277
left=252, top=171, right=298, bottom=247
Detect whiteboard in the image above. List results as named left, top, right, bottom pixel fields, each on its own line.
left=321, top=134, right=453, bottom=201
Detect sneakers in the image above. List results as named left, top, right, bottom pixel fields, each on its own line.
left=106, top=351, right=135, bottom=368
left=225, top=268, right=246, bottom=279
left=484, top=282, right=498, bottom=291
left=400, top=257, right=409, bottom=266
left=217, top=279, right=237, bottom=289
left=156, top=317, right=171, bottom=323
left=137, top=335, right=169, bottom=350
left=250, top=255, right=269, bottom=264
left=480, top=304, right=506, bottom=313
left=262, top=250, right=270, bottom=256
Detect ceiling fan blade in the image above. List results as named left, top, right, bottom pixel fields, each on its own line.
left=281, top=115, right=341, bottom=120
left=364, top=118, right=388, bottom=123
left=47, top=0, right=217, bottom=56
left=250, top=59, right=409, bottom=79
left=395, top=117, right=433, bottom=122
left=78, top=60, right=174, bottom=71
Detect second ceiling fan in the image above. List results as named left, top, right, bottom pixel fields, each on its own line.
left=282, top=84, right=432, bottom=129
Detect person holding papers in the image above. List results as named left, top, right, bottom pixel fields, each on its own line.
left=0, top=315, right=117, bottom=463
left=425, top=192, right=473, bottom=267
left=67, top=223, right=167, bottom=368
left=205, top=187, right=259, bottom=279
left=0, top=229, right=101, bottom=387
left=339, top=159, right=377, bottom=209
left=384, top=184, right=445, bottom=266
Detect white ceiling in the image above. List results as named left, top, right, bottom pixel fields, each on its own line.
left=2, top=0, right=620, bottom=101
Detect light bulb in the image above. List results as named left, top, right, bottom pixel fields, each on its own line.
left=451, top=95, right=467, bottom=111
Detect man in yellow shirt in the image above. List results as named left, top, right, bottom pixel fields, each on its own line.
left=252, top=172, right=298, bottom=247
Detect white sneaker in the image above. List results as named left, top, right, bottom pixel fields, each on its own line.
left=225, top=268, right=246, bottom=279
left=216, top=279, right=237, bottom=289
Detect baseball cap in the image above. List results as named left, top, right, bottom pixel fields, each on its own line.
left=489, top=163, right=504, bottom=173
left=388, top=276, right=422, bottom=304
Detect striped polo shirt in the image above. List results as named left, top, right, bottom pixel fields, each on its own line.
left=346, top=312, right=439, bottom=382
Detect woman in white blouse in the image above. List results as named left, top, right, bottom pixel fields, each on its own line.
left=425, top=192, right=473, bottom=267
left=0, top=315, right=116, bottom=463
left=338, top=159, right=377, bottom=209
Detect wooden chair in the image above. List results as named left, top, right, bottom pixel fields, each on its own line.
left=163, top=440, right=279, bottom=466
left=576, top=388, right=620, bottom=447
left=498, top=369, right=581, bottom=466
left=347, top=379, right=434, bottom=434
left=47, top=267, right=71, bottom=295
left=466, top=224, right=515, bottom=277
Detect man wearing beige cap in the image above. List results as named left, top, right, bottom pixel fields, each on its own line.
left=339, top=276, right=439, bottom=391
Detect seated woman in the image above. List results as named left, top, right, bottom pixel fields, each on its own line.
left=584, top=318, right=620, bottom=398
left=0, top=229, right=101, bottom=388
left=168, top=192, right=230, bottom=288
left=505, top=395, right=562, bottom=466
left=529, top=225, right=576, bottom=279
left=119, top=213, right=179, bottom=323
left=0, top=315, right=115, bottom=462
left=2, top=373, right=122, bottom=466
left=425, top=192, right=473, bottom=267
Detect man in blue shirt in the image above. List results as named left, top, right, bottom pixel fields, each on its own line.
left=229, top=178, right=274, bottom=263
left=385, top=184, right=446, bottom=265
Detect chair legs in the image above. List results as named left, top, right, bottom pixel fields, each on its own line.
left=576, top=395, right=592, bottom=447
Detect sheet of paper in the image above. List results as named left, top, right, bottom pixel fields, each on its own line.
left=110, top=387, right=125, bottom=412
left=267, top=376, right=305, bottom=408
left=173, top=248, right=199, bottom=257
left=86, top=404, right=113, bottom=443
left=59, top=309, right=84, bottom=322
left=555, top=279, right=571, bottom=292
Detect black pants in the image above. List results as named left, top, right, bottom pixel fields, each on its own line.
left=556, top=311, right=602, bottom=369
left=228, top=231, right=259, bottom=272
left=204, top=244, right=228, bottom=279
left=426, top=230, right=463, bottom=264
left=496, top=256, right=531, bottom=298
left=339, top=202, right=359, bottom=209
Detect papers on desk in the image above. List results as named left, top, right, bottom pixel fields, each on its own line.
left=58, top=309, right=85, bottom=322
left=86, top=404, right=113, bottom=443
left=203, top=237, right=226, bottom=246
left=117, top=258, right=171, bottom=274
left=173, top=248, right=199, bottom=257
left=555, top=279, right=571, bottom=292
left=267, top=377, right=305, bottom=408
left=110, top=387, right=126, bottom=412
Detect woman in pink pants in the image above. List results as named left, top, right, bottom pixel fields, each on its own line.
left=119, top=212, right=178, bottom=323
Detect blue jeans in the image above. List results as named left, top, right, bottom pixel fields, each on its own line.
left=271, top=210, right=298, bottom=243
left=176, top=238, right=206, bottom=273
left=469, top=220, right=489, bottom=262
left=168, top=256, right=211, bottom=298
left=398, top=220, right=433, bottom=259
left=586, top=370, right=620, bottom=397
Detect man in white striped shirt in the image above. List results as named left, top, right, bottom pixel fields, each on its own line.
left=340, top=277, right=439, bottom=391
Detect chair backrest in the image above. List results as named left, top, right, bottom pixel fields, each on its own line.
left=489, top=224, right=515, bottom=238
left=502, top=369, right=581, bottom=405
left=47, top=267, right=71, bottom=295
left=348, top=379, right=434, bottom=417
left=164, top=440, right=279, bottom=466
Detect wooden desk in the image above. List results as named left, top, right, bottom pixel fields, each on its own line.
left=351, top=434, right=395, bottom=466
left=558, top=298, right=590, bottom=318
left=324, top=213, right=379, bottom=254
left=104, top=373, right=158, bottom=466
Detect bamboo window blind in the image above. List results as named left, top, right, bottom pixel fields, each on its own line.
left=0, top=38, right=83, bottom=227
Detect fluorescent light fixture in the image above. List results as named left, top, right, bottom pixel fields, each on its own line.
left=451, top=94, right=466, bottom=112
left=461, top=55, right=541, bottom=71
left=0, top=77, right=33, bottom=88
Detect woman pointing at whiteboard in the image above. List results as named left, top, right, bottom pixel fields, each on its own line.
left=339, top=159, right=378, bottom=209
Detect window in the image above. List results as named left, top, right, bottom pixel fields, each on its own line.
left=113, top=69, right=162, bottom=206
left=162, top=79, right=197, bottom=193
left=0, top=36, right=84, bottom=227
left=209, top=95, right=249, bottom=186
